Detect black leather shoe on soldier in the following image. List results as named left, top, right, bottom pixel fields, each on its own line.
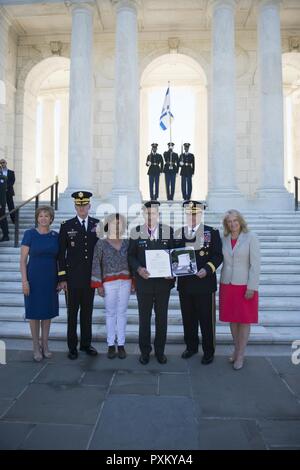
left=139, top=354, right=150, bottom=365
left=68, top=349, right=78, bottom=360
left=201, top=354, right=214, bottom=365
left=156, top=354, right=167, bottom=364
left=80, top=346, right=98, bottom=356
left=181, top=349, right=198, bottom=359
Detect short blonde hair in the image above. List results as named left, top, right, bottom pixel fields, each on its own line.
left=35, top=205, right=55, bottom=225
left=222, top=209, right=249, bottom=236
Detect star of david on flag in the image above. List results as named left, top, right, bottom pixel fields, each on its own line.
left=159, top=85, right=174, bottom=131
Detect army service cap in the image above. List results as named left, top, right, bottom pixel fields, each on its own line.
left=71, top=191, right=92, bottom=206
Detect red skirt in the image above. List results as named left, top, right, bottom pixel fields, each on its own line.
left=219, top=283, right=259, bottom=324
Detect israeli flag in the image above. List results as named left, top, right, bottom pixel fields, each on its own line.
left=159, top=86, right=174, bottom=131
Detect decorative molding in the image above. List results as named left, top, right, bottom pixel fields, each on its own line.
left=50, top=41, right=63, bottom=56
left=168, top=37, right=179, bottom=54
left=289, top=37, right=300, bottom=53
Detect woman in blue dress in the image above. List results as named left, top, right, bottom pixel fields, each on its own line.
left=20, top=206, right=59, bottom=361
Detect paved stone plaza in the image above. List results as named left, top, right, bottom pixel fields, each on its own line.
left=0, top=341, right=299, bottom=450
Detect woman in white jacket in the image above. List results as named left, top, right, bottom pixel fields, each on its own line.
left=219, top=210, right=260, bottom=370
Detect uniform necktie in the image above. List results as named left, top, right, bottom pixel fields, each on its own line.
left=81, top=220, right=86, bottom=232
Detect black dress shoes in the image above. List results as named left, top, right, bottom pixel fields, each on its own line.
left=68, top=349, right=78, bottom=360
left=139, top=354, right=150, bottom=365
left=201, top=354, right=214, bottom=365
left=156, top=354, right=167, bottom=364
left=80, top=346, right=98, bottom=356
left=181, top=349, right=198, bottom=359
left=0, top=236, right=9, bottom=242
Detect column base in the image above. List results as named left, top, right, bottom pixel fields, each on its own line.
left=97, top=188, right=143, bottom=217
left=206, top=189, right=247, bottom=212
left=253, top=188, right=294, bottom=211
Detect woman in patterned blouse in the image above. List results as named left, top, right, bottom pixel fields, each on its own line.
left=91, top=213, right=135, bottom=359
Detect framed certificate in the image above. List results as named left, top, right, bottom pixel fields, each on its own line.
left=170, top=247, right=197, bottom=277
left=145, top=247, right=197, bottom=278
left=145, top=249, right=172, bottom=278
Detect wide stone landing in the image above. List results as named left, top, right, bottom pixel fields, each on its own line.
left=0, top=346, right=300, bottom=450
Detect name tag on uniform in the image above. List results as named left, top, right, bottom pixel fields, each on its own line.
left=67, top=230, right=78, bottom=237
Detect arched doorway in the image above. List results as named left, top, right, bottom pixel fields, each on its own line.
left=140, top=53, right=208, bottom=201
left=15, top=56, right=70, bottom=200
left=283, top=52, right=300, bottom=193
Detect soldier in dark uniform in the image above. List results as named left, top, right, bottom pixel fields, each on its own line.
left=175, top=200, right=223, bottom=364
left=163, top=142, right=179, bottom=201
left=128, top=200, right=174, bottom=365
left=179, top=143, right=195, bottom=200
left=0, top=162, right=9, bottom=242
left=58, top=191, right=100, bottom=360
left=146, top=143, right=163, bottom=200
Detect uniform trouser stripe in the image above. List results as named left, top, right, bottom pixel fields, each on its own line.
left=212, top=292, right=216, bottom=350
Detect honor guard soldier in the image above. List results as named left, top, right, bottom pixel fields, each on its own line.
left=146, top=143, right=163, bottom=200
left=0, top=163, right=9, bottom=242
left=163, top=142, right=179, bottom=201
left=128, top=200, right=175, bottom=365
left=58, top=191, right=100, bottom=360
left=175, top=200, right=223, bottom=364
left=179, top=143, right=195, bottom=200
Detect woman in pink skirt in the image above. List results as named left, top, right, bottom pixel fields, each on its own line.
left=219, top=210, right=260, bottom=370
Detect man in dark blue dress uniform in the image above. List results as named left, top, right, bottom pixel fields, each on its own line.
left=179, top=143, right=195, bottom=200
left=58, top=191, right=100, bottom=359
left=146, top=143, right=163, bottom=200
left=0, top=162, right=9, bottom=242
left=128, top=200, right=175, bottom=365
left=175, top=201, right=223, bottom=364
left=163, top=142, right=179, bottom=201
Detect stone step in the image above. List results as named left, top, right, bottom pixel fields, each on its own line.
left=0, top=320, right=299, bottom=344
left=0, top=292, right=300, bottom=309
left=2, top=250, right=300, bottom=263
left=1, top=262, right=299, bottom=274
left=0, top=306, right=299, bottom=326
left=0, top=281, right=299, bottom=296
left=0, top=271, right=299, bottom=284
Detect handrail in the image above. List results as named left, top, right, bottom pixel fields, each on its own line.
left=295, top=176, right=300, bottom=211
left=0, top=180, right=59, bottom=247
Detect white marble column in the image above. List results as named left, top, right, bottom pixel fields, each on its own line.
left=40, top=96, right=55, bottom=192
left=106, top=0, right=142, bottom=212
left=256, top=0, right=293, bottom=210
left=207, top=0, right=243, bottom=211
left=0, top=9, right=10, bottom=161
left=60, top=0, right=94, bottom=209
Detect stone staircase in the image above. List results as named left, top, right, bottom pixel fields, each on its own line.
left=0, top=201, right=300, bottom=345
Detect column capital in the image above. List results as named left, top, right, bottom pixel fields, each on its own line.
left=207, top=0, right=237, bottom=17
left=111, top=0, right=140, bottom=13
left=256, top=0, right=282, bottom=12
left=66, top=0, right=95, bottom=14
left=0, top=7, right=12, bottom=29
